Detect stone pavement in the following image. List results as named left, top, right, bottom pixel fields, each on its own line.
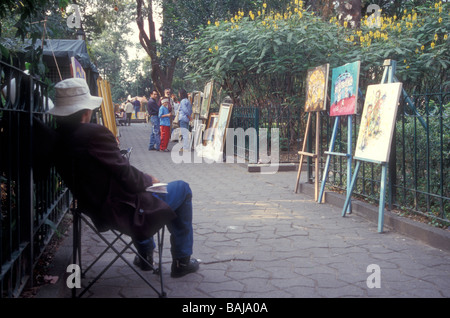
left=37, top=123, right=450, bottom=299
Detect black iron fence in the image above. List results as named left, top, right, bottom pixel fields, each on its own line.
left=0, top=61, right=71, bottom=297
left=231, top=89, right=449, bottom=224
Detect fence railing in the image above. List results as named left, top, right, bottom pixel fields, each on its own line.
left=0, top=61, right=71, bottom=298
left=231, top=89, right=449, bottom=224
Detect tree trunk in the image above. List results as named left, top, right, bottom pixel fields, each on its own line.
left=136, top=0, right=177, bottom=95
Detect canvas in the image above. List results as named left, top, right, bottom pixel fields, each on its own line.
left=192, top=92, right=201, bottom=114
left=212, top=99, right=233, bottom=153
left=200, top=81, right=214, bottom=119
left=355, top=82, right=402, bottom=163
left=304, top=64, right=329, bottom=112
left=330, top=61, right=360, bottom=116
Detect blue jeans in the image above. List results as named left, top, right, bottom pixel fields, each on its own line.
left=149, top=115, right=160, bottom=150
left=135, top=180, right=193, bottom=259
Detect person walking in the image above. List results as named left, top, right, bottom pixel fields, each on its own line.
left=178, top=89, right=192, bottom=152
left=159, top=98, right=172, bottom=152
left=147, top=90, right=161, bottom=151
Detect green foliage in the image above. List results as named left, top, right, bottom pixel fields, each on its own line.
left=186, top=1, right=449, bottom=105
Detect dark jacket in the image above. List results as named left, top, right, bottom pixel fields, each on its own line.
left=147, top=98, right=160, bottom=116
left=54, top=123, right=175, bottom=240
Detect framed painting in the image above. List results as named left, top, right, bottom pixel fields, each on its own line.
left=355, top=82, right=402, bottom=163
left=192, top=91, right=201, bottom=114
left=330, top=61, right=360, bottom=116
left=203, top=112, right=219, bottom=145
left=212, top=99, right=233, bottom=154
left=304, top=64, right=329, bottom=112
left=200, top=80, right=214, bottom=119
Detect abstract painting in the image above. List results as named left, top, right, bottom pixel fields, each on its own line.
left=330, top=61, right=360, bottom=116
left=304, top=64, right=329, bottom=112
left=355, top=82, right=402, bottom=163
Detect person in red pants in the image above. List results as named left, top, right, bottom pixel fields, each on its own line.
left=158, top=98, right=172, bottom=152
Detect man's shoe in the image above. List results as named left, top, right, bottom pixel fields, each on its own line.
left=133, top=252, right=154, bottom=271
left=171, top=257, right=199, bottom=278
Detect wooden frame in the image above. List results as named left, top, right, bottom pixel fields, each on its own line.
left=212, top=100, right=233, bottom=155
left=204, top=112, right=219, bottom=145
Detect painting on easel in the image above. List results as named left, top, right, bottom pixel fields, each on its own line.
left=355, top=83, right=402, bottom=163
left=330, top=61, right=360, bottom=116
left=304, top=64, right=329, bottom=112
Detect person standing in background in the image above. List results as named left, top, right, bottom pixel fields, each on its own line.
left=159, top=98, right=172, bottom=152
left=133, top=97, right=141, bottom=120
left=125, top=99, right=134, bottom=126
left=148, top=90, right=161, bottom=151
left=178, top=89, right=192, bottom=152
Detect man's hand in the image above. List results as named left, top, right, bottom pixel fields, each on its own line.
left=147, top=174, right=160, bottom=184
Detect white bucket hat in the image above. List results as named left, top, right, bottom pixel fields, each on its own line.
left=47, top=78, right=103, bottom=116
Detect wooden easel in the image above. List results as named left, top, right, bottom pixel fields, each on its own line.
left=341, top=59, right=400, bottom=233
left=294, top=111, right=321, bottom=200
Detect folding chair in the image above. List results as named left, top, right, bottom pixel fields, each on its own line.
left=70, top=147, right=167, bottom=298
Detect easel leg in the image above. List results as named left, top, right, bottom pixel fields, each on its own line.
left=318, top=117, right=339, bottom=203
left=378, top=163, right=387, bottom=233
left=314, top=112, right=320, bottom=201
left=342, top=160, right=361, bottom=217
left=346, top=116, right=353, bottom=214
left=295, top=113, right=311, bottom=193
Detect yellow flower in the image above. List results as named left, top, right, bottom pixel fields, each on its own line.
left=207, top=20, right=211, bottom=25
left=343, top=21, right=348, bottom=28
left=263, top=3, right=267, bottom=9
left=215, top=45, right=218, bottom=51
left=215, top=21, right=220, bottom=27
left=444, top=34, right=448, bottom=40
left=421, top=45, right=425, bottom=50
left=209, top=48, right=213, bottom=53
left=434, top=34, right=438, bottom=41
left=431, top=42, right=435, bottom=49
left=438, top=17, right=442, bottom=23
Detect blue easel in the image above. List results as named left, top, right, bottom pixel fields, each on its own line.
left=318, top=61, right=361, bottom=211
left=341, top=59, right=400, bottom=233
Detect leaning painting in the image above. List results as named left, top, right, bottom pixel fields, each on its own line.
left=304, top=64, right=329, bottom=112
left=330, top=61, right=360, bottom=116
left=355, top=82, right=402, bottom=163
left=200, top=81, right=214, bottom=119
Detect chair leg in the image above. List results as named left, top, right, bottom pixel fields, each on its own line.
left=77, top=214, right=167, bottom=297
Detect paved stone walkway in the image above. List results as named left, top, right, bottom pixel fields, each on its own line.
left=39, top=123, right=450, bottom=298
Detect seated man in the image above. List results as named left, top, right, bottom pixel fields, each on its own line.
left=48, top=78, right=199, bottom=278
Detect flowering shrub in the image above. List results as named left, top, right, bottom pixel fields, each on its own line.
left=186, top=1, right=449, bottom=106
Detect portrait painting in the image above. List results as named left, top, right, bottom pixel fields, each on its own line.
left=330, top=61, right=360, bottom=116
left=304, top=64, right=329, bottom=112
left=355, top=82, right=402, bottom=163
